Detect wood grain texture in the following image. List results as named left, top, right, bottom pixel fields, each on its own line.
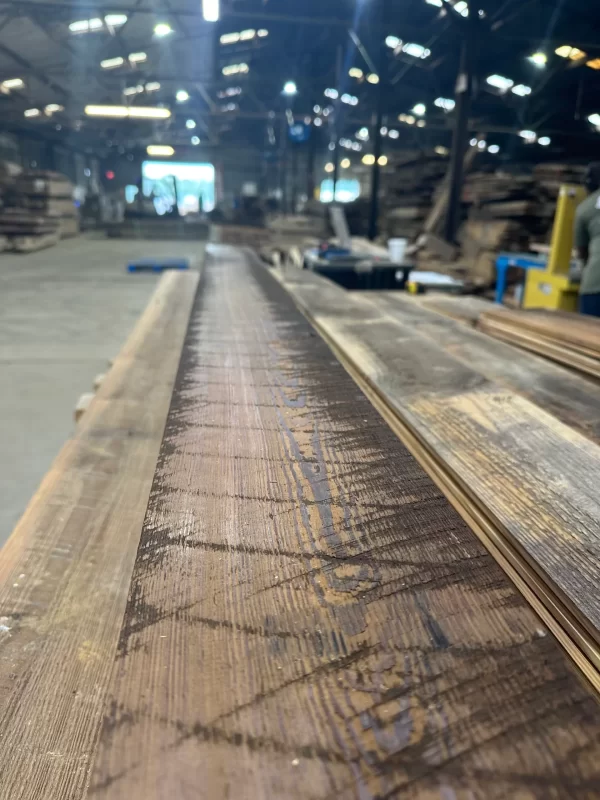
left=0, top=269, right=199, bottom=800
left=370, top=292, right=600, bottom=444
left=91, top=249, right=600, bottom=799
left=276, top=267, right=600, bottom=667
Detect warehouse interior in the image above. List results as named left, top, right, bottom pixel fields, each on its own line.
left=2, top=0, right=600, bottom=798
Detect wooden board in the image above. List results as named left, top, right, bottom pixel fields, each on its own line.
left=370, top=291, right=600, bottom=444
left=275, top=267, right=600, bottom=678
left=0, top=269, right=199, bottom=800
left=89, top=250, right=600, bottom=799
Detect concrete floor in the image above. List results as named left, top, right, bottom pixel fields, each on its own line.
left=0, top=234, right=203, bottom=546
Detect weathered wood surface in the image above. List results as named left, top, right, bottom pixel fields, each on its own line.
left=276, top=267, right=600, bottom=664
left=414, top=294, right=494, bottom=326
left=0, top=270, right=199, bottom=800
left=369, top=291, right=600, bottom=445
left=90, top=249, right=600, bottom=799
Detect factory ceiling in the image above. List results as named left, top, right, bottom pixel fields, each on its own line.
left=0, top=0, right=599, bottom=160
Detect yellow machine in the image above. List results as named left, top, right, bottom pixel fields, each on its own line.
left=523, top=184, right=588, bottom=311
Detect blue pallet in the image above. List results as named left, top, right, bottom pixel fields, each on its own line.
left=127, top=257, right=191, bottom=273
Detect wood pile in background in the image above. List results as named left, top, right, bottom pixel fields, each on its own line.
left=16, top=170, right=79, bottom=239
left=479, top=307, right=600, bottom=379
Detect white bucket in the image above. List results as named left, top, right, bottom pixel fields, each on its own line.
left=388, top=237, right=408, bottom=264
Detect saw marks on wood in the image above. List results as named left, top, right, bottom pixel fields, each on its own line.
left=0, top=270, right=199, bottom=800
left=91, top=250, right=600, bottom=800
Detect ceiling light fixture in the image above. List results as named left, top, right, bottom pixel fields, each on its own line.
left=435, top=146, right=449, bottom=155
left=588, top=113, right=600, bottom=128
left=385, top=36, right=401, bottom=49
left=101, top=57, right=125, bottom=70
left=388, top=129, right=399, bottom=139
left=519, top=129, right=537, bottom=143
left=202, top=0, right=220, bottom=22
left=402, top=42, right=431, bottom=59
left=555, top=45, right=587, bottom=60
left=349, top=67, right=363, bottom=79
left=222, top=63, right=249, bottom=76
left=367, top=73, right=380, bottom=84
left=528, top=52, right=547, bottom=67
left=85, top=105, right=171, bottom=119
left=186, top=119, right=196, bottom=129
left=412, top=103, right=426, bottom=116
left=1, top=78, right=25, bottom=90
left=154, top=23, right=173, bottom=37
left=341, top=158, right=351, bottom=169
left=324, top=88, right=339, bottom=99
left=283, top=81, right=298, bottom=96
left=105, top=14, right=127, bottom=27
left=586, top=58, right=600, bottom=70
left=378, top=155, right=388, bottom=166
left=145, top=81, right=161, bottom=92
left=147, top=145, right=175, bottom=156
left=324, top=163, right=335, bottom=173
left=176, top=89, right=190, bottom=102
left=24, top=108, right=40, bottom=117
left=257, top=29, right=268, bottom=37
left=488, top=144, right=500, bottom=154
left=129, top=52, right=147, bottom=63
left=512, top=84, right=532, bottom=97
left=69, top=18, right=103, bottom=34
left=486, top=74, right=514, bottom=92
left=45, top=104, right=64, bottom=115
left=362, top=154, right=375, bottom=165
left=538, top=136, right=551, bottom=146
left=191, top=136, right=200, bottom=145
left=434, top=97, right=455, bottom=111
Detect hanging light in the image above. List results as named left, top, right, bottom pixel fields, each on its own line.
left=528, top=52, right=547, bottom=68
left=202, top=0, right=220, bottom=22
left=147, top=145, right=175, bottom=156
left=176, top=89, right=190, bottom=102
left=412, top=103, right=426, bottom=116
left=154, top=23, right=173, bottom=37
left=283, top=81, right=298, bottom=96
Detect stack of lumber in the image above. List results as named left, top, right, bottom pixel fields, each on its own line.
left=533, top=162, right=587, bottom=199
left=0, top=208, right=60, bottom=252
left=4, top=251, right=600, bottom=797
left=276, top=265, right=600, bottom=700
left=479, top=306, right=600, bottom=379
left=16, top=170, right=79, bottom=239
left=381, top=150, right=447, bottom=240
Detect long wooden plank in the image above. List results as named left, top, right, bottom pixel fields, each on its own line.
left=275, top=266, right=600, bottom=678
left=370, top=291, right=600, bottom=444
left=91, top=248, right=600, bottom=799
left=0, top=269, right=199, bottom=799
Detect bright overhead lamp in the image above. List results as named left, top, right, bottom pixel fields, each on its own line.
left=486, top=74, right=514, bottom=92
left=341, top=158, right=351, bottom=169
left=283, top=81, right=298, bottom=96
left=45, top=103, right=64, bottom=115
left=1, top=78, right=24, bottom=90
left=222, top=63, right=249, bottom=76
left=362, top=154, right=375, bottom=165
left=186, top=119, right=196, bottom=129
left=588, top=113, right=600, bottom=128
left=147, top=145, right=175, bottom=156
left=69, top=18, right=103, bottom=34
left=555, top=45, right=587, bottom=60
left=202, top=0, right=220, bottom=22
left=385, top=36, right=401, bottom=49
left=101, top=57, right=125, bottom=70
left=488, top=144, right=500, bottom=154
left=470, top=138, right=478, bottom=146
left=324, top=88, right=339, bottom=99
left=380, top=126, right=388, bottom=136
left=367, top=73, right=380, bottom=84
left=85, top=105, right=171, bottom=119
left=528, top=52, right=547, bottom=68
left=586, top=59, right=600, bottom=70
left=176, top=89, right=190, bottom=102
left=145, top=81, right=161, bottom=92
left=257, top=29, right=268, bottom=37
left=519, top=129, right=537, bottom=143
left=388, top=129, right=399, bottom=139
left=435, top=145, right=449, bottom=155
left=324, top=163, right=335, bottom=173
left=220, top=32, right=240, bottom=45
left=412, top=103, right=426, bottom=116
left=454, top=1, right=468, bottom=17
left=191, top=136, right=200, bottom=145
left=123, top=85, right=142, bottom=96
left=105, top=14, right=127, bottom=27
left=129, top=52, right=147, bottom=63
left=425, top=0, right=443, bottom=5
left=351, top=142, right=362, bottom=151
left=357, top=127, right=369, bottom=141
left=341, top=93, right=358, bottom=106
left=416, top=119, right=426, bottom=128
left=402, top=42, right=431, bottom=59
left=349, top=67, right=363, bottom=79
left=314, top=118, right=323, bottom=127
left=240, top=29, right=255, bottom=41
left=24, top=108, right=40, bottom=117
left=512, top=84, right=532, bottom=97
left=434, top=97, right=455, bottom=111
left=154, top=23, right=173, bottom=37
left=477, top=139, right=487, bottom=150
left=378, top=155, right=388, bottom=166
left=538, top=136, right=551, bottom=146
left=399, top=113, right=416, bottom=125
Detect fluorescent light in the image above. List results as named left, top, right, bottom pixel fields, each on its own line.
left=512, top=84, right=532, bottom=97
left=220, top=32, right=240, bottom=44
left=69, top=18, right=103, bottom=33
left=257, top=29, right=269, bottom=37
left=105, top=14, right=127, bottom=26
left=324, top=88, right=339, bottom=99
left=283, top=81, right=298, bottom=96
left=588, top=113, right=600, bottom=127
left=123, top=86, right=139, bottom=96
left=240, top=29, right=255, bottom=40
left=1, top=78, right=24, bottom=89
left=45, top=104, right=64, bottom=114
left=362, top=154, right=375, bottom=165
left=129, top=52, right=147, bottom=63
left=434, top=97, right=455, bottom=111
left=386, top=36, right=401, bottom=49
left=191, top=136, right=200, bottom=145
left=222, top=63, right=249, bottom=76
left=425, top=0, right=443, bottom=6
left=186, top=119, right=196, bottom=129
left=519, top=129, right=537, bottom=143
left=349, top=67, right=363, bottom=79
left=101, top=57, right=125, bottom=70
left=341, top=158, right=351, bottom=169
left=85, top=105, right=171, bottom=119
left=402, top=42, right=431, bottom=59
left=357, top=127, right=370, bottom=141
left=24, top=108, right=40, bottom=117
left=147, top=145, right=175, bottom=157
left=555, top=45, right=587, bottom=60
left=378, top=155, right=388, bottom=166
left=488, top=144, right=500, bottom=154
left=586, top=59, right=600, bottom=70
left=176, top=89, right=190, bottom=102
left=412, top=103, right=426, bottom=116
left=538, top=136, right=551, bottom=146
left=388, top=129, right=399, bottom=139
left=324, top=163, right=335, bottom=173
left=154, top=23, right=173, bottom=37
left=477, top=139, right=487, bottom=150
left=486, top=74, right=514, bottom=92
left=528, top=52, right=547, bottom=67
left=202, top=0, right=220, bottom=22
left=435, top=146, right=449, bottom=155
left=454, top=1, right=468, bottom=16
left=145, top=81, right=161, bottom=92
left=314, top=118, right=323, bottom=127
left=341, top=93, right=358, bottom=106
left=367, top=73, right=380, bottom=84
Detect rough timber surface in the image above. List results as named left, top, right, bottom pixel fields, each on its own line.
left=0, top=270, right=199, bottom=800
left=90, top=248, right=600, bottom=800
left=369, top=291, right=600, bottom=445
left=275, top=268, right=600, bottom=673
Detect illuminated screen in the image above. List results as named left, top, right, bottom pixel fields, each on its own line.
left=141, top=161, right=216, bottom=215
left=320, top=178, right=360, bottom=203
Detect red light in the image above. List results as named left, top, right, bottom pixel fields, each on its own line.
left=106, top=170, right=115, bottom=180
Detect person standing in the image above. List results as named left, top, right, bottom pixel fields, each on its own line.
left=574, top=162, right=600, bottom=316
